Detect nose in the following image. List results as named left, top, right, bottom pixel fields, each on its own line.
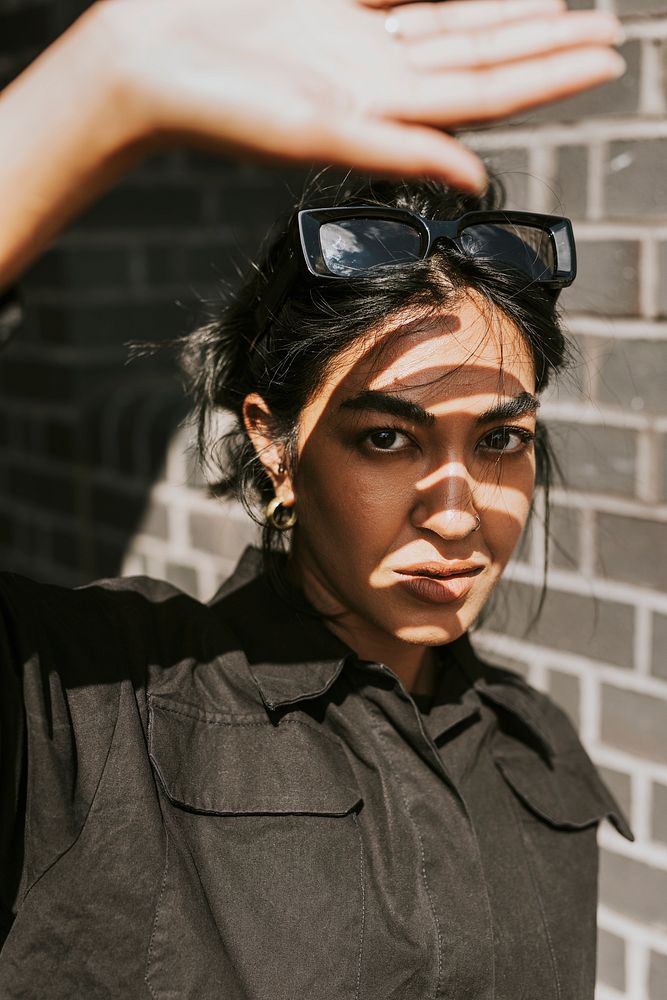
left=411, top=460, right=481, bottom=541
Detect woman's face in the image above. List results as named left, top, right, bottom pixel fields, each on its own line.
left=249, top=292, right=538, bottom=663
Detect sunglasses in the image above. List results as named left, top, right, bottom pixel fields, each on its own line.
left=254, top=206, right=577, bottom=337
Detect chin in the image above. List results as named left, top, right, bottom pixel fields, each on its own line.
left=394, top=621, right=468, bottom=646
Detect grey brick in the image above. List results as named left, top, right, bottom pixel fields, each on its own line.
left=0, top=356, right=79, bottom=403
left=145, top=241, right=240, bottom=290
left=165, top=561, right=199, bottom=598
left=550, top=504, right=581, bottom=572
left=617, top=0, right=666, bottom=12
left=559, top=240, right=639, bottom=316
left=480, top=148, right=530, bottom=210
left=657, top=243, right=667, bottom=319
left=8, top=462, right=78, bottom=515
left=30, top=301, right=187, bottom=348
left=597, top=339, right=667, bottom=414
left=181, top=150, right=239, bottom=176
left=605, top=140, right=667, bottom=218
left=597, top=928, right=625, bottom=992
left=142, top=502, right=170, bottom=540
left=541, top=333, right=591, bottom=404
left=77, top=183, right=204, bottom=230
left=189, top=508, right=259, bottom=560
left=41, top=417, right=80, bottom=463
left=598, top=766, right=633, bottom=820
left=652, top=613, right=667, bottom=681
left=215, top=171, right=311, bottom=228
left=596, top=514, right=667, bottom=592
left=600, top=849, right=667, bottom=925
left=546, top=669, right=580, bottom=728
left=554, top=146, right=588, bottom=219
left=521, top=41, right=640, bottom=124
left=482, top=582, right=634, bottom=668
left=548, top=422, right=636, bottom=497
left=649, top=950, right=667, bottom=1000
left=651, top=782, right=667, bottom=846
left=52, top=527, right=83, bottom=572
left=24, top=246, right=130, bottom=292
left=91, top=484, right=152, bottom=535
left=601, top=684, right=667, bottom=764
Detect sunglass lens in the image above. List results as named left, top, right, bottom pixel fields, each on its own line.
left=319, top=219, right=421, bottom=276
left=459, top=223, right=556, bottom=281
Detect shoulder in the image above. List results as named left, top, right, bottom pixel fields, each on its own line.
left=473, top=651, right=634, bottom=841
left=489, top=659, right=584, bottom=752
left=0, top=570, right=234, bottom=689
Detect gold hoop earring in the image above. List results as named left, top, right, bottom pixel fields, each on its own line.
left=264, top=496, right=297, bottom=531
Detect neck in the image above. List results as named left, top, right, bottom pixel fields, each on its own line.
left=320, top=613, right=442, bottom=695
left=285, top=550, right=442, bottom=696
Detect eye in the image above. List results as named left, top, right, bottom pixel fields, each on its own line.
left=363, top=427, right=413, bottom=452
left=478, top=426, right=534, bottom=454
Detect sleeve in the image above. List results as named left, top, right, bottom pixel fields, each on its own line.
left=0, top=573, right=139, bottom=942
left=0, top=569, right=207, bottom=943
left=0, top=575, right=28, bottom=940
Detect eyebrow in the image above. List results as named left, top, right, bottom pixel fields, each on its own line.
left=339, top=390, right=436, bottom=427
left=339, top=389, right=539, bottom=426
left=477, top=391, right=540, bottom=424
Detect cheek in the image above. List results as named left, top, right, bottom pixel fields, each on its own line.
left=296, top=446, right=409, bottom=548
left=480, top=464, right=535, bottom=564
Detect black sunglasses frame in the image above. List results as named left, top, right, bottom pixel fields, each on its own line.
left=254, top=206, right=576, bottom=339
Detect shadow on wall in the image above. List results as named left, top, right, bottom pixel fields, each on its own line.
left=0, top=147, right=313, bottom=589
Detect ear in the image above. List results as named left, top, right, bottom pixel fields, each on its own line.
left=242, top=393, right=295, bottom=505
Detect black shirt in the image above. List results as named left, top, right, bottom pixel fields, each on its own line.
left=0, top=545, right=633, bottom=999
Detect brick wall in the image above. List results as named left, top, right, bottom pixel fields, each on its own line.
left=0, top=1, right=665, bottom=997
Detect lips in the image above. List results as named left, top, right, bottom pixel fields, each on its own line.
left=393, top=563, right=484, bottom=605
left=394, top=563, right=483, bottom=580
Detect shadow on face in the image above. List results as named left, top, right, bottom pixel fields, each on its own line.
left=249, top=291, right=539, bottom=671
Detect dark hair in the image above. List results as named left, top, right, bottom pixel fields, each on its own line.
left=180, top=171, right=569, bottom=613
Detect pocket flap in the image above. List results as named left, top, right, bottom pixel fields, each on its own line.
left=494, top=745, right=634, bottom=840
left=148, top=696, right=362, bottom=816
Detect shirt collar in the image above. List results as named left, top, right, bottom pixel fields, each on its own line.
left=447, top=634, right=555, bottom=757
left=209, top=545, right=555, bottom=756
left=208, top=545, right=349, bottom=710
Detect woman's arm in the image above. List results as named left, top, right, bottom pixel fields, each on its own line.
left=0, top=0, right=624, bottom=289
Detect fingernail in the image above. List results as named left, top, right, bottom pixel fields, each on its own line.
left=608, top=52, right=627, bottom=79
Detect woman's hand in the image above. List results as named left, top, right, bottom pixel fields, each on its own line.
left=0, top=0, right=624, bottom=286
left=106, top=0, right=624, bottom=191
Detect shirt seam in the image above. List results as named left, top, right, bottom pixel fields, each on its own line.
left=148, top=698, right=350, bottom=750
left=352, top=811, right=366, bottom=1000
left=505, top=792, right=563, bottom=1000
left=364, top=701, right=442, bottom=1000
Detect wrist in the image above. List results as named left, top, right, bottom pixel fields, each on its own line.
left=61, top=1, right=162, bottom=160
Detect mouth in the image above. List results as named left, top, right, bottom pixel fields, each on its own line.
left=394, top=564, right=484, bottom=580
left=393, top=563, right=484, bottom=605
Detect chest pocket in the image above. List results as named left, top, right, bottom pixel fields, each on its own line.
left=492, top=737, right=633, bottom=1000
left=493, top=742, right=632, bottom=838
left=146, top=696, right=365, bottom=1000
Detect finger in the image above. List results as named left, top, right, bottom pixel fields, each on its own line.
left=405, top=11, right=623, bottom=71
left=391, top=46, right=626, bottom=125
left=376, top=0, right=565, bottom=39
left=311, top=115, right=488, bottom=192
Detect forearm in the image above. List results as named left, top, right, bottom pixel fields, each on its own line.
left=0, top=5, right=151, bottom=289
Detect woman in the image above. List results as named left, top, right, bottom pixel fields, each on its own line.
left=0, top=171, right=633, bottom=998
left=0, top=1, right=631, bottom=998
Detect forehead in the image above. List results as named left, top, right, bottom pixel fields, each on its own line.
left=313, top=295, right=536, bottom=421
